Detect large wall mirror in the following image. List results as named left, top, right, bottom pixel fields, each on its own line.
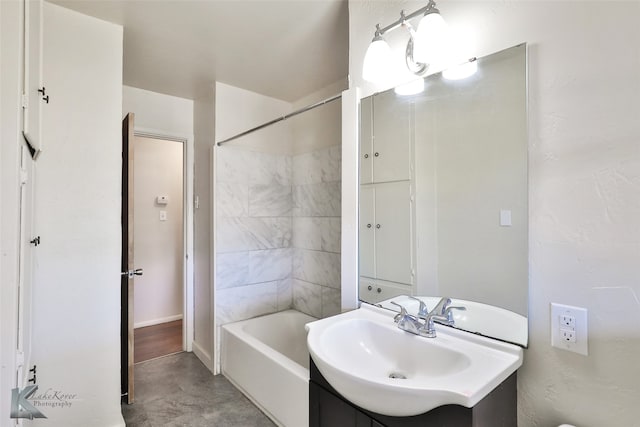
left=358, top=44, right=528, bottom=345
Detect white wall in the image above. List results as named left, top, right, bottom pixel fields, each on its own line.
left=193, top=89, right=215, bottom=371
left=133, top=136, right=184, bottom=327
left=349, top=1, right=640, bottom=426
left=29, top=3, right=123, bottom=426
left=215, top=81, right=292, bottom=154
left=123, top=86, right=193, bottom=135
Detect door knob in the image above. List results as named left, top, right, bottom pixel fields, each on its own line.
left=121, top=268, right=144, bottom=279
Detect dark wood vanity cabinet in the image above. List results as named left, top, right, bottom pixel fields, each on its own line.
left=309, top=359, right=517, bottom=427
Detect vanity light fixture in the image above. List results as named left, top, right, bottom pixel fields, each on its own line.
left=362, top=26, right=393, bottom=84
left=362, top=0, right=449, bottom=84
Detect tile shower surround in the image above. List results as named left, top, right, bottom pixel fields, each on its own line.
left=216, top=145, right=341, bottom=325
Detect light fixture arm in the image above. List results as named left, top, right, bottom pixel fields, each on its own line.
left=374, top=0, right=439, bottom=37
left=402, top=20, right=428, bottom=76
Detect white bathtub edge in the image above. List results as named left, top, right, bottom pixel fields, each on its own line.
left=221, top=310, right=312, bottom=427
left=222, top=369, right=286, bottom=427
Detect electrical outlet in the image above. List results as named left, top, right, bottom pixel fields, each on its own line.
left=560, top=328, right=576, bottom=343
left=560, top=314, right=575, bottom=329
left=551, top=303, right=588, bottom=355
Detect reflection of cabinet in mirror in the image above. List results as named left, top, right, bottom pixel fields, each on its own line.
left=360, top=92, right=411, bottom=184
left=359, top=95, right=415, bottom=303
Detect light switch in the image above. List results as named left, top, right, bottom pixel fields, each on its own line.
left=159, top=211, right=167, bottom=221
left=500, top=210, right=512, bottom=227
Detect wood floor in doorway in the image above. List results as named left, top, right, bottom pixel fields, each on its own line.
left=134, top=320, right=183, bottom=363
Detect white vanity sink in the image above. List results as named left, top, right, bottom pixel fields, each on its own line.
left=306, top=304, right=523, bottom=417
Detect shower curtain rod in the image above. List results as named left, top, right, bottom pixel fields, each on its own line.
left=216, top=93, right=343, bottom=146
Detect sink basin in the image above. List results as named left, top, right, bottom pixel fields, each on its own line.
left=306, top=304, right=523, bottom=417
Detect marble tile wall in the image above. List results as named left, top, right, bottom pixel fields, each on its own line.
left=215, top=144, right=341, bottom=325
left=216, top=148, right=293, bottom=325
left=291, top=145, right=342, bottom=319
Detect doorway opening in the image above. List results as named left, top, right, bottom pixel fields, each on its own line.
left=121, top=112, right=195, bottom=403
left=132, top=135, right=184, bottom=362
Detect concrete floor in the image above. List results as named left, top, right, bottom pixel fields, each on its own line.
left=122, top=352, right=276, bottom=426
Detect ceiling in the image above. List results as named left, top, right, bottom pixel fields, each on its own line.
left=49, top=0, right=349, bottom=102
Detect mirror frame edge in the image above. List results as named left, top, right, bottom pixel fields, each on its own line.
left=340, top=86, right=361, bottom=313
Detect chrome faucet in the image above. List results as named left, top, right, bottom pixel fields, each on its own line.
left=390, top=301, right=423, bottom=335
left=429, top=297, right=467, bottom=326
left=392, top=297, right=466, bottom=338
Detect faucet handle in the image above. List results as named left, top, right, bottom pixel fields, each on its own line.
left=391, top=301, right=421, bottom=333
left=437, top=297, right=453, bottom=315
left=441, top=305, right=466, bottom=325
left=408, top=296, right=429, bottom=317
left=390, top=301, right=408, bottom=323
left=418, top=314, right=448, bottom=338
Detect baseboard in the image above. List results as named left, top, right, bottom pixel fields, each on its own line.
left=134, top=314, right=183, bottom=329
left=192, top=340, right=214, bottom=372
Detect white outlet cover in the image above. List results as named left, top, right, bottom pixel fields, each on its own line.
left=551, top=303, right=588, bottom=355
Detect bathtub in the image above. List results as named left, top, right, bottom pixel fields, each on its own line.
left=221, top=310, right=317, bottom=427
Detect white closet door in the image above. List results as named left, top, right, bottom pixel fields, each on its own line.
left=372, top=91, right=411, bottom=183
left=359, top=96, right=373, bottom=184
left=359, top=186, right=375, bottom=278
left=374, top=181, right=412, bottom=284
left=24, top=0, right=44, bottom=154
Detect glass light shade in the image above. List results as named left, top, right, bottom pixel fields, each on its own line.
left=362, top=37, right=392, bottom=83
left=442, top=60, right=478, bottom=80
left=394, top=78, right=425, bottom=96
left=413, top=12, right=449, bottom=65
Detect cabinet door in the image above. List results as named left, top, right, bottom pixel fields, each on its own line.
left=311, top=382, right=363, bottom=427
left=360, top=97, right=373, bottom=184
left=374, top=182, right=412, bottom=284
left=359, top=186, right=375, bottom=278
left=359, top=277, right=411, bottom=304
left=24, top=0, right=44, bottom=154
left=372, top=91, right=411, bottom=183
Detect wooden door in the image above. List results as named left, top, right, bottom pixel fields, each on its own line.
left=121, top=113, right=136, bottom=403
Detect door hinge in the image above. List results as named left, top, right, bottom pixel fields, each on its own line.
left=21, top=93, right=28, bottom=109
left=38, top=87, right=49, bottom=104
left=28, top=365, right=37, bottom=384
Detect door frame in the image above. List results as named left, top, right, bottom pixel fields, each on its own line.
left=133, top=127, right=195, bottom=352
